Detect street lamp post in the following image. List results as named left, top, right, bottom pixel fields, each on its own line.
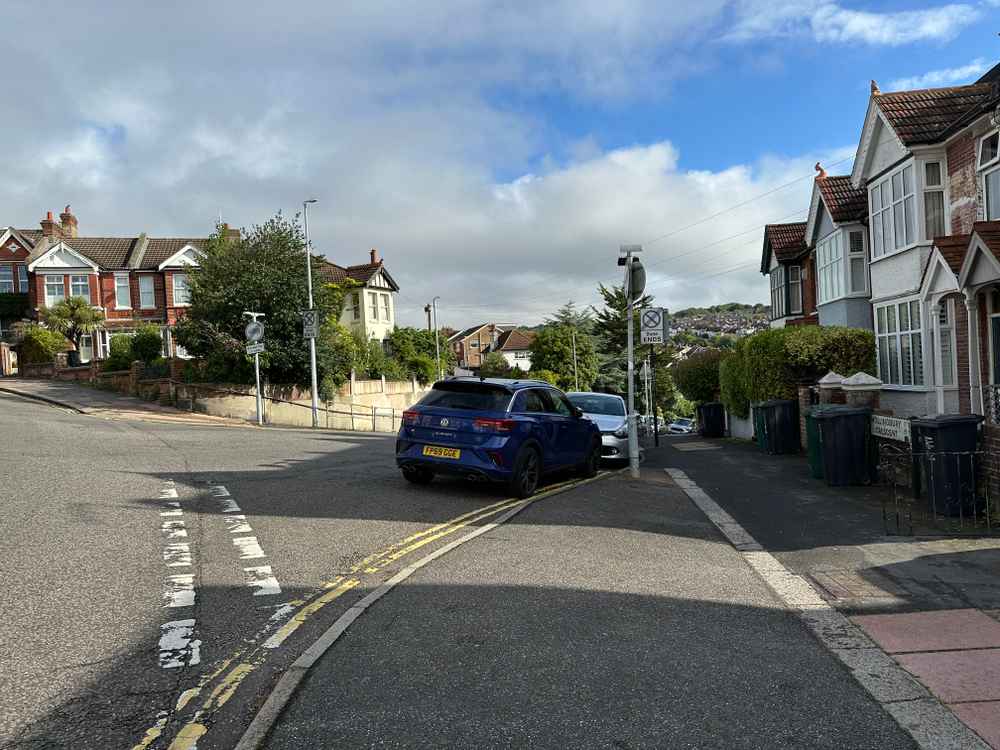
left=303, top=199, right=319, bottom=428
left=432, top=296, right=442, bottom=382
left=619, top=244, right=644, bottom=479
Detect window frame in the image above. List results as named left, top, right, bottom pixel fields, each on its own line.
left=788, top=265, right=802, bottom=315
left=847, top=229, right=868, bottom=295
left=922, top=160, right=946, bottom=241
left=979, top=130, right=1000, bottom=171
left=44, top=275, right=66, bottom=307
left=875, top=296, right=927, bottom=389
left=172, top=273, right=191, bottom=307
left=936, top=299, right=956, bottom=388
left=17, top=264, right=27, bottom=294
left=984, top=164, right=1000, bottom=222
left=0, top=265, right=13, bottom=294
left=869, top=162, right=917, bottom=260
left=114, top=273, right=132, bottom=309
left=368, top=291, right=378, bottom=320
left=139, top=275, right=156, bottom=309
left=816, top=231, right=844, bottom=305
left=769, top=264, right=786, bottom=320
left=380, top=293, right=391, bottom=322
left=70, top=274, right=90, bottom=303
left=352, top=292, right=360, bottom=321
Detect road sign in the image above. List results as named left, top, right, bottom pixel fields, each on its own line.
left=302, top=309, right=319, bottom=339
left=245, top=321, right=264, bottom=343
left=246, top=342, right=265, bottom=355
left=640, top=307, right=665, bottom=344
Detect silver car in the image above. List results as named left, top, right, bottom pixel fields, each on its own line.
left=566, top=392, right=632, bottom=462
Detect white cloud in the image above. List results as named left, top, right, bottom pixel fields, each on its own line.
left=888, top=58, right=990, bottom=90
left=1, top=1, right=865, bottom=329
left=727, top=1, right=980, bottom=45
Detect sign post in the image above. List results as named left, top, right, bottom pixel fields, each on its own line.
left=619, top=245, right=644, bottom=479
left=244, top=312, right=265, bottom=427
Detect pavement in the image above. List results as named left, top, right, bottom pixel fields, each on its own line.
left=657, top=436, right=1000, bottom=749
left=0, top=377, right=247, bottom=426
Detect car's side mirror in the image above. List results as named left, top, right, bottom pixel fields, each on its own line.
left=572, top=407, right=584, bottom=419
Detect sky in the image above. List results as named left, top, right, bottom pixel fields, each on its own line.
left=2, top=1, right=998, bottom=329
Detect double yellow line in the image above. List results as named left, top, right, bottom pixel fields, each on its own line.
left=139, top=481, right=582, bottom=750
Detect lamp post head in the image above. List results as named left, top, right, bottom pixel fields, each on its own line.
left=303, top=198, right=317, bottom=205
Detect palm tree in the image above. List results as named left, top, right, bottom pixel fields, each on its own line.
left=42, top=296, right=105, bottom=355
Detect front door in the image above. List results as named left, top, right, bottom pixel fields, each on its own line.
left=79, top=334, right=94, bottom=364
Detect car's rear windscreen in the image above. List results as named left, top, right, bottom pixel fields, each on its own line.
left=418, top=383, right=511, bottom=412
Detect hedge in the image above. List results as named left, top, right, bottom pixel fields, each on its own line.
left=720, top=326, right=876, bottom=419
left=673, top=349, right=722, bottom=404
left=19, top=325, right=66, bottom=364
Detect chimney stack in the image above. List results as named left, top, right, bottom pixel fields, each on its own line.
left=370, top=247, right=379, bottom=264
left=59, top=205, right=78, bottom=238
left=221, top=223, right=240, bottom=243
left=40, top=211, right=62, bottom=239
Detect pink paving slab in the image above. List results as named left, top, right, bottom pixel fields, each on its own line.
left=950, top=701, right=1000, bottom=749
left=852, top=609, right=1000, bottom=653
left=896, top=649, right=1000, bottom=703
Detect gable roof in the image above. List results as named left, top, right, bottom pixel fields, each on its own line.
left=933, top=233, right=971, bottom=274
left=449, top=323, right=492, bottom=342
left=974, top=220, right=1000, bottom=258
left=14, top=230, right=206, bottom=271
left=876, top=83, right=996, bottom=146
left=315, top=259, right=400, bottom=291
left=760, top=222, right=808, bottom=273
left=816, top=176, right=868, bottom=224
left=497, top=329, right=535, bottom=351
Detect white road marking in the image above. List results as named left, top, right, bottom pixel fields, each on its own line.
left=224, top=515, right=253, bottom=535
left=244, top=566, right=281, bottom=596
left=233, top=536, right=266, bottom=560
left=162, top=519, right=187, bottom=539
left=164, top=574, right=196, bottom=608
left=665, top=467, right=989, bottom=750
left=210, top=485, right=231, bottom=497
left=159, top=619, right=202, bottom=669
left=268, top=603, right=296, bottom=623
left=160, top=487, right=179, bottom=499
left=160, top=509, right=183, bottom=517
left=164, top=543, right=192, bottom=567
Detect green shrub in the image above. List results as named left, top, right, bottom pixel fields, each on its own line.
left=104, top=334, right=134, bottom=372
left=144, top=357, right=170, bottom=378
left=673, top=350, right=722, bottom=404
left=131, top=324, right=164, bottom=364
left=529, top=369, right=560, bottom=385
left=719, top=326, right=876, bottom=417
left=19, top=325, right=66, bottom=364
left=406, top=354, right=438, bottom=385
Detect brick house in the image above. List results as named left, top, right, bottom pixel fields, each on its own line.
left=760, top=222, right=815, bottom=327
left=0, top=207, right=220, bottom=361
left=495, top=328, right=535, bottom=370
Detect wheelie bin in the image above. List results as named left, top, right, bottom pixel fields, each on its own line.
left=698, top=402, right=725, bottom=438
left=813, top=406, right=873, bottom=486
left=756, top=399, right=799, bottom=455
left=911, top=415, right=982, bottom=517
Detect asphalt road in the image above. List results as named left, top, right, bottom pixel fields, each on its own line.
left=1, top=395, right=916, bottom=749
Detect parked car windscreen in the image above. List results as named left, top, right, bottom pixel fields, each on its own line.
left=418, top=382, right=511, bottom=412
left=567, top=394, right=625, bottom=416
left=674, top=418, right=693, bottom=427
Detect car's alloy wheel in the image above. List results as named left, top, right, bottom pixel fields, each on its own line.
left=511, top=447, right=540, bottom=498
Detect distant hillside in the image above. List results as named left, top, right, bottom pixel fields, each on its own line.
left=672, top=303, right=768, bottom=318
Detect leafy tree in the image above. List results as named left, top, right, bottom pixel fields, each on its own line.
left=528, top=369, right=560, bottom=385
left=18, top=324, right=66, bottom=364
left=131, top=324, right=164, bottom=364
left=386, top=326, right=454, bottom=375
left=479, top=351, right=512, bottom=378
left=591, top=284, right=654, bottom=358
left=528, top=324, right=598, bottom=391
left=173, top=215, right=350, bottom=388
left=42, top=296, right=105, bottom=353
left=315, top=321, right=362, bottom=398
left=406, top=354, right=438, bottom=385
left=545, top=301, right=594, bottom=333
left=673, top=350, right=722, bottom=404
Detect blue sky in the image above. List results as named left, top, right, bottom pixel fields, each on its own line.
left=1, top=0, right=997, bottom=326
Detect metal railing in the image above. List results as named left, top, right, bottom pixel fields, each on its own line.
left=878, top=443, right=994, bottom=535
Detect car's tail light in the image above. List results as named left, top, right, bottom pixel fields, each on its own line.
left=473, top=418, right=514, bottom=433
left=402, top=410, right=419, bottom=426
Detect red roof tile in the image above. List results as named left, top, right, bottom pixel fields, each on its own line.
left=816, top=176, right=868, bottom=224
left=933, top=233, right=971, bottom=274
left=497, top=329, right=535, bottom=351
left=974, top=221, right=1000, bottom=260
left=878, top=83, right=997, bottom=146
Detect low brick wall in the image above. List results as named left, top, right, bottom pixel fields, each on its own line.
left=19, top=362, right=55, bottom=378
left=981, top=424, right=1000, bottom=502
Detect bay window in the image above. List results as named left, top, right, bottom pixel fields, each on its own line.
left=923, top=162, right=945, bottom=240
left=0, top=266, right=13, bottom=294
left=870, top=165, right=915, bottom=258
left=981, top=132, right=1000, bottom=220
left=115, top=274, right=131, bottom=309
left=848, top=230, right=866, bottom=294
left=770, top=265, right=786, bottom=318
left=70, top=275, right=90, bottom=302
left=139, top=275, right=155, bottom=309
left=876, top=299, right=924, bottom=386
left=816, top=233, right=843, bottom=303
left=17, top=264, right=27, bottom=293
left=172, top=273, right=191, bottom=305
left=45, top=276, right=65, bottom=307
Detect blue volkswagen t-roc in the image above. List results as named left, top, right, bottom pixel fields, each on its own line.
left=396, top=378, right=602, bottom=497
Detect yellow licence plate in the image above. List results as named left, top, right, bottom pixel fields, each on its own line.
left=423, top=445, right=461, bottom=459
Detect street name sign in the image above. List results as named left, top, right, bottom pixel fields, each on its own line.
left=246, top=342, right=265, bottom=355
left=302, top=309, right=319, bottom=339
left=640, top=307, right=665, bottom=345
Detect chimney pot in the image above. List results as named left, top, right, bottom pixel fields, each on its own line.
left=40, top=211, right=62, bottom=238
left=59, top=205, right=78, bottom=238
left=370, top=247, right=379, bottom=264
